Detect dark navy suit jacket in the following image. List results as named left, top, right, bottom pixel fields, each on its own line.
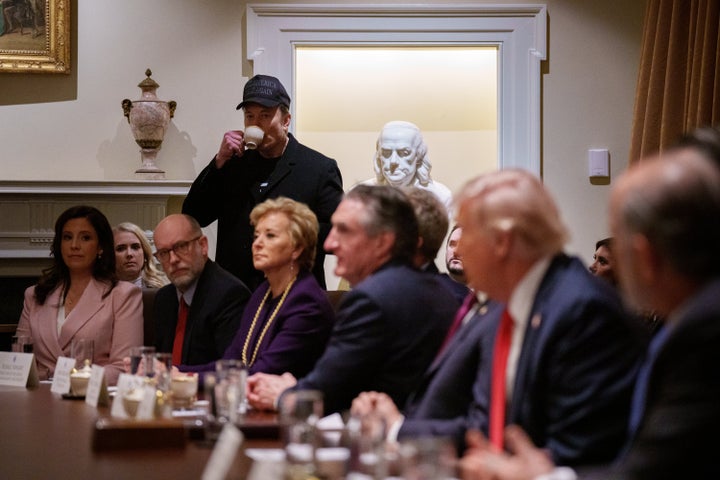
left=293, top=261, right=459, bottom=414
left=469, top=255, right=645, bottom=467
left=584, top=278, right=720, bottom=479
left=181, top=271, right=334, bottom=378
left=423, top=262, right=471, bottom=304
left=398, top=299, right=503, bottom=448
left=154, top=260, right=250, bottom=366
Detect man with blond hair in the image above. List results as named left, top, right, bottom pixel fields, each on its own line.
left=457, top=169, right=643, bottom=466
left=460, top=141, right=720, bottom=480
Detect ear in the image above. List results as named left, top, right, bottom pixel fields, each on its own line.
left=632, top=233, right=660, bottom=283
left=282, top=111, right=292, bottom=129
left=493, top=228, right=513, bottom=260
left=198, top=235, right=209, bottom=257
left=374, top=231, right=396, bottom=258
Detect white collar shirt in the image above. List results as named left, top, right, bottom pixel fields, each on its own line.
left=505, top=256, right=552, bottom=399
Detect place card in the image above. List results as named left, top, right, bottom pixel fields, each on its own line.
left=85, top=365, right=109, bottom=407
left=201, top=423, right=244, bottom=480
left=0, top=352, right=39, bottom=388
left=50, top=356, right=76, bottom=394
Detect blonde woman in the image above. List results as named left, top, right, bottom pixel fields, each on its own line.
left=180, top=197, right=335, bottom=378
left=113, top=222, right=168, bottom=288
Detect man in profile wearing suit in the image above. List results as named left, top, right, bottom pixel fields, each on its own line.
left=350, top=187, right=492, bottom=447
left=403, top=186, right=471, bottom=303
left=460, top=139, right=720, bottom=480
left=457, top=169, right=644, bottom=467
left=351, top=295, right=502, bottom=448
left=153, top=214, right=251, bottom=366
left=246, top=185, right=458, bottom=414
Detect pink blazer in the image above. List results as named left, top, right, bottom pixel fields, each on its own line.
left=16, top=279, right=143, bottom=385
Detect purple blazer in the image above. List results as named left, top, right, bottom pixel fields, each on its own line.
left=181, top=271, right=335, bottom=377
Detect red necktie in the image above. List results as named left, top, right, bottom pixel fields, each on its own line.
left=436, top=293, right=478, bottom=357
left=489, top=308, right=514, bottom=450
left=172, top=297, right=189, bottom=365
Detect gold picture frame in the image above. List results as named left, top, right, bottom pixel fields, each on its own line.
left=0, top=0, right=70, bottom=74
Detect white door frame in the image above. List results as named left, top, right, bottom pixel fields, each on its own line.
left=246, top=3, right=547, bottom=174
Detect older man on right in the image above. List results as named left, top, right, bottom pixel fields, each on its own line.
left=246, top=185, right=458, bottom=414
left=460, top=145, right=720, bottom=479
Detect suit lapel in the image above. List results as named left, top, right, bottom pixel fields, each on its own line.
left=262, top=156, right=293, bottom=198
left=38, top=287, right=65, bottom=360
left=260, top=135, right=300, bottom=199
left=58, top=279, right=105, bottom=350
left=507, top=257, right=564, bottom=421
left=182, top=262, right=214, bottom=360
left=428, top=304, right=479, bottom=373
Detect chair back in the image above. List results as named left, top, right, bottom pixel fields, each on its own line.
left=141, top=288, right=158, bottom=346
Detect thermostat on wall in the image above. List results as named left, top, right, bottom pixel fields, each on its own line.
left=588, top=149, right=609, bottom=177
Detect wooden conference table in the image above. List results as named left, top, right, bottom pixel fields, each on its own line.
left=0, top=383, right=281, bottom=479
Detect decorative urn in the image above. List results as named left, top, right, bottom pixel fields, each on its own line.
left=122, top=69, right=177, bottom=180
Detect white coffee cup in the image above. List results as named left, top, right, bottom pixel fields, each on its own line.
left=244, top=125, right=264, bottom=150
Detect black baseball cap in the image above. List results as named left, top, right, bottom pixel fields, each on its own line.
left=236, top=74, right=291, bottom=110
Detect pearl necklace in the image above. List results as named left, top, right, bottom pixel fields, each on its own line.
left=241, top=276, right=297, bottom=367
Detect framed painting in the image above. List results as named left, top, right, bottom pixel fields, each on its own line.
left=0, top=0, right=70, bottom=74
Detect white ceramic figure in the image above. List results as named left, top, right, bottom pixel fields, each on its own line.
left=361, top=121, right=452, bottom=211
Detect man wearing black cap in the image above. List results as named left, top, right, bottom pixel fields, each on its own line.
left=182, top=74, right=343, bottom=290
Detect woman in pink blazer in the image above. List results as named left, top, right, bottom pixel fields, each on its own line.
left=16, top=206, right=143, bottom=385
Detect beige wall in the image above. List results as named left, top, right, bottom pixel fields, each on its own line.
left=0, top=0, right=646, bottom=266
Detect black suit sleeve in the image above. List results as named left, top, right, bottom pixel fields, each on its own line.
left=313, top=160, right=343, bottom=246
left=209, top=282, right=251, bottom=358
left=182, top=157, right=226, bottom=227
left=153, top=286, right=178, bottom=354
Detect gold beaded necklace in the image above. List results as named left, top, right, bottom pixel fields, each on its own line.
left=241, top=276, right=297, bottom=367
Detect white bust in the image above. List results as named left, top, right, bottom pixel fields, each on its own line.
left=362, top=120, right=452, bottom=210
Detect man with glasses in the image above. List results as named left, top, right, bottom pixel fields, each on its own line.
left=153, top=214, right=251, bottom=366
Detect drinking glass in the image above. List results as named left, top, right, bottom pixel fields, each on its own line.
left=346, top=412, right=388, bottom=478
left=154, top=352, right=173, bottom=390
left=214, top=359, right=247, bottom=423
left=70, top=338, right=94, bottom=370
left=280, top=390, right=324, bottom=480
left=398, top=436, right=457, bottom=480
left=129, top=346, right=155, bottom=376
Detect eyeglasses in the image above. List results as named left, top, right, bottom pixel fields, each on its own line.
left=153, top=236, right=201, bottom=262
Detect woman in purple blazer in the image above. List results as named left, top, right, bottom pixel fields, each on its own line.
left=180, top=197, right=335, bottom=378
left=16, top=206, right=143, bottom=385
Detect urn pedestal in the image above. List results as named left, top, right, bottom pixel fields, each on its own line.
left=122, top=69, right=177, bottom=180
